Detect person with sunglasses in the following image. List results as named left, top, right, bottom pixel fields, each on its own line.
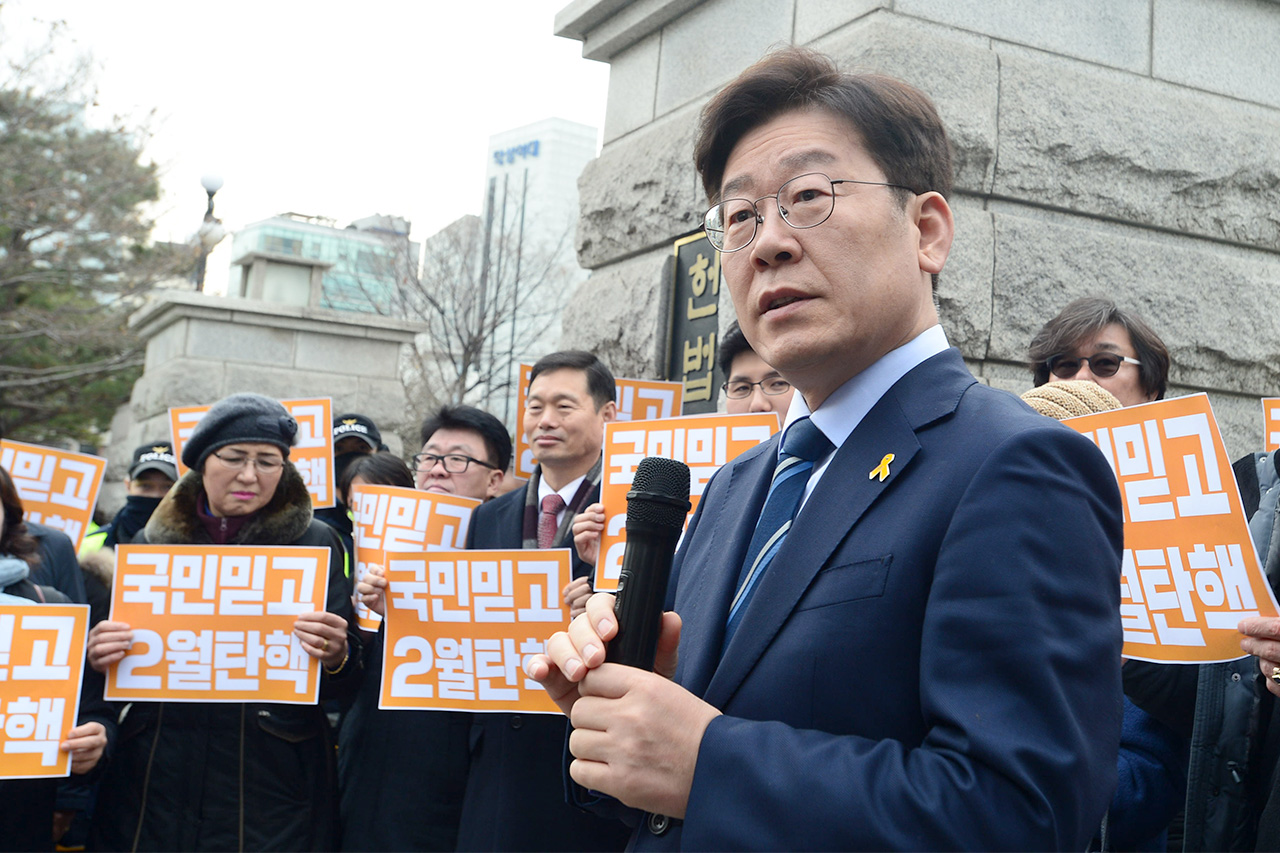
left=1028, top=296, right=1170, bottom=407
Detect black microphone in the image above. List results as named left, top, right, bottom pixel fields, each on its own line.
left=606, top=456, right=691, bottom=670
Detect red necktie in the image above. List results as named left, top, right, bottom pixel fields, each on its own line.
left=537, top=493, right=566, bottom=549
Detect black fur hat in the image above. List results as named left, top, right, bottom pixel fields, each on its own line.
left=182, top=393, right=298, bottom=470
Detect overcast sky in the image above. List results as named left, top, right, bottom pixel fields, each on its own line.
left=2, top=0, right=609, bottom=294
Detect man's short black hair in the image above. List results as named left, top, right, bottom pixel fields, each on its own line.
left=419, top=405, right=513, bottom=473
left=528, top=350, right=616, bottom=412
left=718, top=320, right=756, bottom=379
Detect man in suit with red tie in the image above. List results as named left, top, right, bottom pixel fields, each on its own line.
left=457, top=350, right=631, bottom=851
left=529, top=48, right=1125, bottom=850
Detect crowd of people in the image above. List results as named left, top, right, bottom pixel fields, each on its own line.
left=4, top=44, right=1280, bottom=852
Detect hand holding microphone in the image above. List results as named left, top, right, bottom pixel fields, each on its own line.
left=526, top=456, right=691, bottom=705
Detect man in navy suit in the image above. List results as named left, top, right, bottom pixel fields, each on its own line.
left=455, top=351, right=631, bottom=851
left=529, top=48, right=1125, bottom=850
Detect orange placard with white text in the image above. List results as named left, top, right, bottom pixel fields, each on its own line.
left=169, top=398, right=335, bottom=508
left=0, top=603, right=89, bottom=779
left=105, top=544, right=330, bottom=704
left=1065, top=394, right=1279, bottom=663
left=1263, top=398, right=1280, bottom=453
left=0, top=440, right=106, bottom=551
left=349, top=485, right=480, bottom=631
left=379, top=548, right=569, bottom=713
left=595, top=412, right=779, bottom=591
left=514, top=365, right=685, bottom=479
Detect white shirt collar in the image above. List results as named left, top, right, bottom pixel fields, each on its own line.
left=782, top=324, right=951, bottom=453
left=537, top=472, right=586, bottom=507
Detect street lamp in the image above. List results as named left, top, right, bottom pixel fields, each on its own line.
left=193, top=174, right=226, bottom=292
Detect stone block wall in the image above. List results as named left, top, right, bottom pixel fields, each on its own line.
left=555, top=0, right=1280, bottom=458
left=98, top=292, right=420, bottom=515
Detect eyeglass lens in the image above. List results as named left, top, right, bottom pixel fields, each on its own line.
left=215, top=453, right=282, bottom=472
left=724, top=379, right=792, bottom=399
left=1050, top=354, right=1124, bottom=379
left=413, top=454, right=473, bottom=474
left=705, top=173, right=836, bottom=252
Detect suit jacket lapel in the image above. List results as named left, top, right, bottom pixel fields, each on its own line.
left=702, top=350, right=975, bottom=710
left=674, top=440, right=777, bottom=699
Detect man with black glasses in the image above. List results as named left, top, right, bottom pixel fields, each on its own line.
left=412, top=405, right=510, bottom=499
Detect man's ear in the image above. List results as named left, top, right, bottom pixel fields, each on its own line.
left=485, top=468, right=504, bottom=499
left=600, top=400, right=617, bottom=423
left=914, top=191, right=954, bottom=277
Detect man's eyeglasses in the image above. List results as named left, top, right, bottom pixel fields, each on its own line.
left=722, top=378, right=792, bottom=400
left=411, top=453, right=498, bottom=474
left=703, top=172, right=916, bottom=253
left=210, top=452, right=285, bottom=473
left=1046, top=353, right=1142, bottom=379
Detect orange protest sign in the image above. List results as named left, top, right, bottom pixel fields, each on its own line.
left=380, top=549, right=569, bottom=713
left=169, top=398, right=336, bottom=508
left=106, top=544, right=331, bottom=704
left=514, top=365, right=685, bottom=479
left=1263, top=398, right=1280, bottom=453
left=0, top=440, right=106, bottom=551
left=0, top=603, right=90, bottom=779
left=349, top=485, right=481, bottom=631
left=1065, top=394, right=1280, bottom=663
left=595, top=412, right=780, bottom=591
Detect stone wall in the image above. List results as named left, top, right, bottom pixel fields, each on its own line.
left=554, top=0, right=1280, bottom=458
left=100, top=292, right=420, bottom=514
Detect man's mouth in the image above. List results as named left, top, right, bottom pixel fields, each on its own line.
left=767, top=295, right=804, bottom=311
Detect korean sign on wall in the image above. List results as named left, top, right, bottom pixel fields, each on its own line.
left=106, top=544, right=331, bottom=704
left=0, top=440, right=106, bottom=551
left=1066, top=394, right=1280, bottom=663
left=513, top=365, right=684, bottom=479
left=594, top=413, right=779, bottom=592
left=349, top=484, right=480, bottom=632
left=380, top=549, right=569, bottom=714
left=1263, top=398, right=1280, bottom=453
left=169, top=398, right=335, bottom=509
left=0, top=603, right=90, bottom=779
left=668, top=232, right=722, bottom=415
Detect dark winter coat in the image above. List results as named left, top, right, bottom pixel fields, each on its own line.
left=88, top=465, right=359, bottom=852
left=0, top=578, right=114, bottom=853
left=337, top=628, right=472, bottom=851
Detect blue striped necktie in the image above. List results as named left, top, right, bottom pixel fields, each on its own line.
left=723, top=417, right=834, bottom=650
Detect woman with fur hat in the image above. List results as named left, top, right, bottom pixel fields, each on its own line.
left=85, top=393, right=359, bottom=851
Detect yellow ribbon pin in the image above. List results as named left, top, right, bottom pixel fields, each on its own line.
left=869, top=453, right=895, bottom=482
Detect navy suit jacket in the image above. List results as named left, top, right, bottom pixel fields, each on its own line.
left=630, top=349, right=1125, bottom=851
left=457, top=476, right=631, bottom=852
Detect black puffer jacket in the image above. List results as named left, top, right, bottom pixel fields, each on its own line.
left=89, top=465, right=359, bottom=852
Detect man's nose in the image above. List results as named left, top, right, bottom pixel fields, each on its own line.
left=748, top=387, right=771, bottom=413
left=749, top=201, right=800, bottom=265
